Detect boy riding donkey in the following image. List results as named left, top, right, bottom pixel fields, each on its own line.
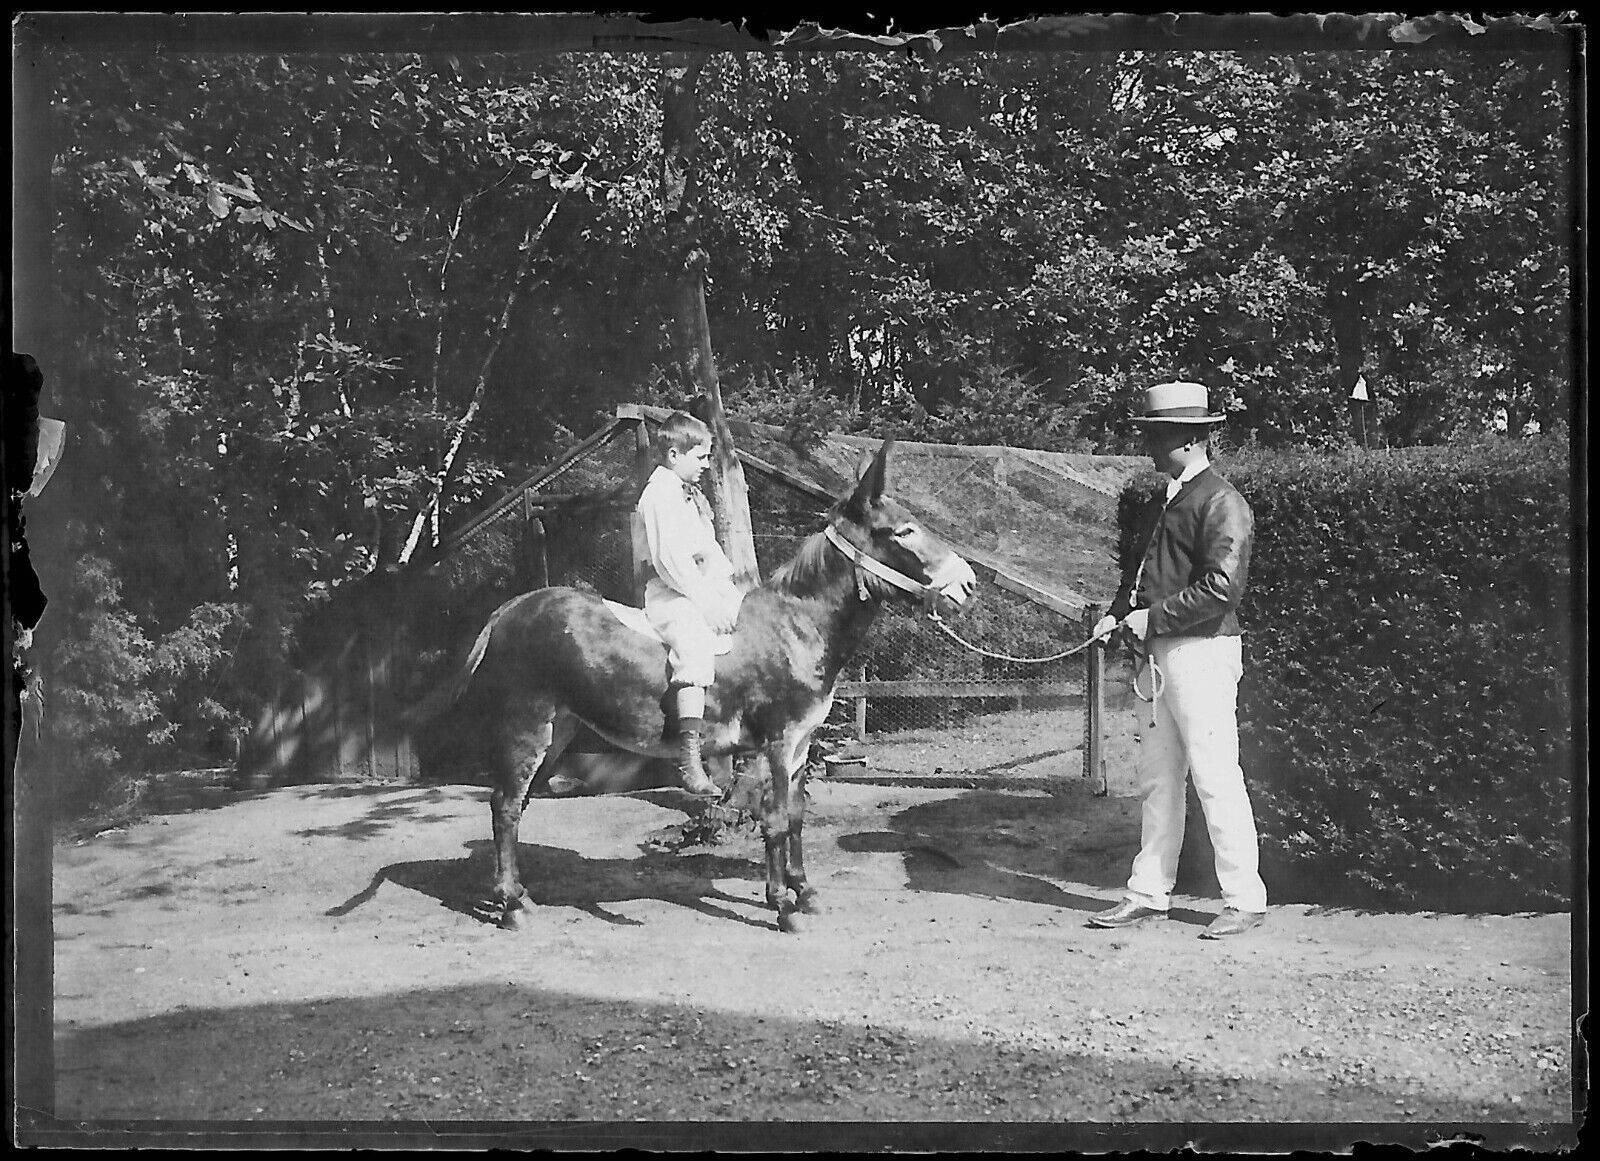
left=634, top=411, right=746, bottom=797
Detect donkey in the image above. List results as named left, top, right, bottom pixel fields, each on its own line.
left=435, top=440, right=976, bottom=932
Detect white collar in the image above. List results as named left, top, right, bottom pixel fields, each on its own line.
left=1165, top=457, right=1210, bottom=499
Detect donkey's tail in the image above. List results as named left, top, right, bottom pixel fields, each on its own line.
left=402, top=593, right=532, bottom=725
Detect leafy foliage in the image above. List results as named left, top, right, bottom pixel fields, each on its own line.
left=47, top=554, right=245, bottom=796
left=32, top=45, right=1575, bottom=812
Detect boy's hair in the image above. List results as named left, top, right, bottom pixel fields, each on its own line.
left=656, top=411, right=713, bottom=460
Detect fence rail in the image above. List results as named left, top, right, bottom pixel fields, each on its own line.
left=835, top=679, right=1080, bottom=699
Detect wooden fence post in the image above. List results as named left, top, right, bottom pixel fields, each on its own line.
left=630, top=418, right=655, bottom=605
left=1085, top=603, right=1107, bottom=796
left=854, top=660, right=868, bottom=743
left=364, top=632, right=377, bottom=782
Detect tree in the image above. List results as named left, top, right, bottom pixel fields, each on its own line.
left=658, top=53, right=759, bottom=586
left=1121, top=49, right=1574, bottom=443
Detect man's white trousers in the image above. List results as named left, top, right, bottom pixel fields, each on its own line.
left=1125, top=634, right=1269, bottom=913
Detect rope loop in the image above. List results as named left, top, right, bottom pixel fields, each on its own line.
left=1130, top=649, right=1166, bottom=703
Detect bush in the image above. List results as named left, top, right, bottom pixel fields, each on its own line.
left=1116, top=436, right=1575, bottom=911
left=45, top=556, right=165, bottom=792
left=41, top=554, right=248, bottom=817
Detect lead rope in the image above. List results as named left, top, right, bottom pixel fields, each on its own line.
left=926, top=611, right=1103, bottom=664
left=930, top=608, right=1163, bottom=721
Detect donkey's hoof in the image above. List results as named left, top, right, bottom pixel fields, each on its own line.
left=794, top=888, right=823, bottom=915
left=498, top=906, right=531, bottom=931
left=776, top=907, right=803, bottom=934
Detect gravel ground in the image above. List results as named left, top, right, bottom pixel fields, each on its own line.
left=46, top=774, right=1577, bottom=1150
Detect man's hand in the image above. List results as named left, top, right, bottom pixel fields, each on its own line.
left=1122, top=608, right=1151, bottom=641
left=1091, top=614, right=1119, bottom=642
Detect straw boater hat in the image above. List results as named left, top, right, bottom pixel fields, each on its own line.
left=1130, top=381, right=1227, bottom=426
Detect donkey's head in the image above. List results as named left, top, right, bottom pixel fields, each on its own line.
left=830, top=440, right=977, bottom=616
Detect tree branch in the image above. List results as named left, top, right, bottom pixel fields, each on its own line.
left=397, top=190, right=568, bottom=566
left=314, top=239, right=353, bottom=419
left=428, top=202, right=467, bottom=545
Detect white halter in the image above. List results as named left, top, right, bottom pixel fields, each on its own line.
left=822, top=523, right=938, bottom=606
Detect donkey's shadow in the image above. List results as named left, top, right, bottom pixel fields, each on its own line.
left=326, top=838, right=775, bottom=930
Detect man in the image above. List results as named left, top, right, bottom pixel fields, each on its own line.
left=634, top=410, right=744, bottom=797
left=1089, top=381, right=1269, bottom=939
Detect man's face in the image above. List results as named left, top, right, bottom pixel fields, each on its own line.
left=668, top=440, right=713, bottom=484
left=1141, top=423, right=1196, bottom=475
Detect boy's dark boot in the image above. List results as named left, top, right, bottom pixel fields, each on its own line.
left=676, top=718, right=720, bottom=797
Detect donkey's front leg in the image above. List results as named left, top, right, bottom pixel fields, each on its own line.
left=780, top=730, right=821, bottom=915
left=785, top=813, right=819, bottom=914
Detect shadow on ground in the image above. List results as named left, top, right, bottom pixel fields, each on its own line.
left=292, top=785, right=483, bottom=842
left=49, top=978, right=1530, bottom=1134
left=326, top=837, right=774, bottom=931
left=837, top=788, right=1224, bottom=928
left=833, top=782, right=1573, bottom=918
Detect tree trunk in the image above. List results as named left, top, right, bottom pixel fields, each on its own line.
left=660, top=55, right=760, bottom=588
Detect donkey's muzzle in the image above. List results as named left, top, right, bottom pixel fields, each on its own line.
left=929, top=555, right=977, bottom=615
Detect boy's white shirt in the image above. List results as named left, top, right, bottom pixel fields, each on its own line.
left=636, top=465, right=739, bottom=615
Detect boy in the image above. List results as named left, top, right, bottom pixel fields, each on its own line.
left=634, top=411, right=745, bottom=797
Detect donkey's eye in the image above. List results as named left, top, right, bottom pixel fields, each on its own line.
left=892, top=525, right=917, bottom=540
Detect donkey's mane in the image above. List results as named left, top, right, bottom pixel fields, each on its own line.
left=765, top=522, right=845, bottom=599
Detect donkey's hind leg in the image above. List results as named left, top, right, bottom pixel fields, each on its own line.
left=488, top=697, right=576, bottom=930
left=779, top=730, right=822, bottom=915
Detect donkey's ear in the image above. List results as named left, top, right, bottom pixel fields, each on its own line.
left=845, top=440, right=892, bottom=515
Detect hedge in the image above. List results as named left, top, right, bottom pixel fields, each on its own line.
left=1115, top=436, right=1576, bottom=911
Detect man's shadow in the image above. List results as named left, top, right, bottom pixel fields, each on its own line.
left=835, top=788, right=1217, bottom=928
left=325, top=836, right=776, bottom=931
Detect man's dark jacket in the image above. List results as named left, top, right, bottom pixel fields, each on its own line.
left=1111, top=466, right=1253, bottom=639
